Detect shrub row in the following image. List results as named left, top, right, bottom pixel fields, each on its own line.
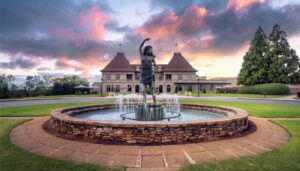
left=216, top=87, right=240, bottom=93
left=240, top=83, right=290, bottom=95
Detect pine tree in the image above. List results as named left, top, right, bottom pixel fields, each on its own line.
left=238, top=27, right=269, bottom=85
left=267, top=24, right=300, bottom=84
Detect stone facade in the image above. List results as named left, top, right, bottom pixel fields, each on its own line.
left=50, top=104, right=248, bottom=144
left=100, top=52, right=230, bottom=94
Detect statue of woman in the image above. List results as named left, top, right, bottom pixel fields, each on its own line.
left=139, top=38, right=156, bottom=104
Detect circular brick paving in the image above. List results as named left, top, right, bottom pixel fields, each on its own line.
left=10, top=117, right=289, bottom=171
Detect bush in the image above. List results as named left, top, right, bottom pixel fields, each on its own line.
left=174, top=86, right=179, bottom=93
left=240, top=83, right=290, bottom=95
left=185, top=84, right=192, bottom=92
left=216, top=87, right=240, bottom=93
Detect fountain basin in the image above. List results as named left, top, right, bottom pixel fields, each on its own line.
left=49, top=104, right=248, bottom=144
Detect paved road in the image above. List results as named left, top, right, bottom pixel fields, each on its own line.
left=0, top=96, right=299, bottom=108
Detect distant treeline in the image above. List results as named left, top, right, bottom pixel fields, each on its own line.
left=0, top=74, right=89, bottom=99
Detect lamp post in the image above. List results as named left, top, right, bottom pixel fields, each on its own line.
left=197, top=76, right=200, bottom=97
left=101, top=78, right=103, bottom=97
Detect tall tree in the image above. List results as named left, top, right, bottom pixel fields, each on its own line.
left=0, top=74, right=14, bottom=98
left=238, top=27, right=269, bottom=85
left=25, top=76, right=35, bottom=96
left=52, top=82, right=63, bottom=95
left=266, top=24, right=300, bottom=84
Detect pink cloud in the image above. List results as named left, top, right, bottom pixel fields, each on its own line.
left=227, top=0, right=266, bottom=11
left=136, top=5, right=207, bottom=41
left=184, top=35, right=215, bottom=50
left=56, top=58, right=88, bottom=71
left=79, top=5, right=109, bottom=41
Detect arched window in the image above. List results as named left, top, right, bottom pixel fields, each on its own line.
left=167, top=85, right=171, bottom=93
left=159, top=85, right=163, bottom=93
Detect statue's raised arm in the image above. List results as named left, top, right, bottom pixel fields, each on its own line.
left=139, top=38, right=151, bottom=57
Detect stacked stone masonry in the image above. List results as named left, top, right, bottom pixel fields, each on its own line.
left=50, top=104, right=248, bottom=144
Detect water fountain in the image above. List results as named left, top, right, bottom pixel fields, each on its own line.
left=118, top=94, right=181, bottom=121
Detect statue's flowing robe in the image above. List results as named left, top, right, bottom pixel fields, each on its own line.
left=141, top=55, right=155, bottom=85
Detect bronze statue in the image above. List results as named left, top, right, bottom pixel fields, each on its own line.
left=139, top=38, right=156, bottom=104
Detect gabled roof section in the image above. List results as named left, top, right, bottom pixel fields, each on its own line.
left=164, top=52, right=197, bottom=72
left=101, top=52, right=134, bottom=72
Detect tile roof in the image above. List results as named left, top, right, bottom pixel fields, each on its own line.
left=101, top=52, right=134, bottom=72
left=101, top=52, right=197, bottom=72
left=164, top=52, right=197, bottom=72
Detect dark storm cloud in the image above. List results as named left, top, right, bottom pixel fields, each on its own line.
left=0, top=36, right=109, bottom=59
left=0, top=56, right=37, bottom=69
left=1, top=0, right=300, bottom=71
left=150, top=0, right=228, bottom=14
left=0, top=0, right=120, bottom=63
left=143, top=1, right=300, bottom=55
left=204, top=3, right=300, bottom=53
left=105, top=21, right=131, bottom=33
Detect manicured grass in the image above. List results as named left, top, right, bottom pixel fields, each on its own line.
left=0, top=119, right=122, bottom=171
left=189, top=93, right=289, bottom=98
left=181, top=100, right=300, bottom=118
left=0, top=101, right=113, bottom=117
left=181, top=120, right=300, bottom=171
left=1, top=100, right=299, bottom=118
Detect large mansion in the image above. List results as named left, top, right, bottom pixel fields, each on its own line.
left=100, top=51, right=230, bottom=93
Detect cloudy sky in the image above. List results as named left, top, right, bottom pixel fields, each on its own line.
left=1, top=0, right=300, bottom=83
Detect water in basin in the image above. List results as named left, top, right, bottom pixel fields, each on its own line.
left=72, top=108, right=224, bottom=122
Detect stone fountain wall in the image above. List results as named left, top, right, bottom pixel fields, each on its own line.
left=49, top=104, right=248, bottom=144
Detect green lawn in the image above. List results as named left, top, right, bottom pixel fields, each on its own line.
left=0, top=100, right=299, bottom=118
left=0, top=119, right=122, bottom=171
left=0, top=101, right=113, bottom=117
left=181, top=100, right=300, bottom=118
left=189, top=93, right=289, bottom=98
left=181, top=120, right=300, bottom=171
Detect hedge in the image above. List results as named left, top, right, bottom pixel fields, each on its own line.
left=240, top=83, right=290, bottom=95
left=216, top=87, right=240, bottom=93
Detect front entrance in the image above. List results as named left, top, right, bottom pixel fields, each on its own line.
left=159, top=85, right=163, bottom=93
left=135, top=85, right=139, bottom=93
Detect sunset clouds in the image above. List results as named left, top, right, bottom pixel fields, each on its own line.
left=227, top=0, right=266, bottom=11
left=79, top=5, right=110, bottom=41
left=137, top=5, right=207, bottom=40
left=1, top=0, right=300, bottom=82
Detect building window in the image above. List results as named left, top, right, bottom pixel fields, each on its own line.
left=136, top=66, right=140, bottom=71
left=116, top=74, right=120, bottom=80
left=178, top=75, right=182, bottom=80
left=179, top=84, right=183, bottom=91
left=107, top=85, right=113, bottom=92
left=135, top=73, right=140, bottom=80
left=210, top=84, right=214, bottom=91
left=166, top=74, right=172, bottom=80
left=127, top=85, right=132, bottom=92
left=127, top=74, right=133, bottom=80
left=158, top=66, right=162, bottom=71
left=159, top=85, right=163, bottom=93
left=188, top=74, right=192, bottom=80
left=167, top=85, right=171, bottom=93
left=116, top=85, right=120, bottom=92
left=106, top=74, right=110, bottom=80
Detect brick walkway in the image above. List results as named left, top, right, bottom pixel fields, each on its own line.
left=10, top=117, right=289, bottom=171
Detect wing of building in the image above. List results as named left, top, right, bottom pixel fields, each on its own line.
left=100, top=52, right=230, bottom=93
